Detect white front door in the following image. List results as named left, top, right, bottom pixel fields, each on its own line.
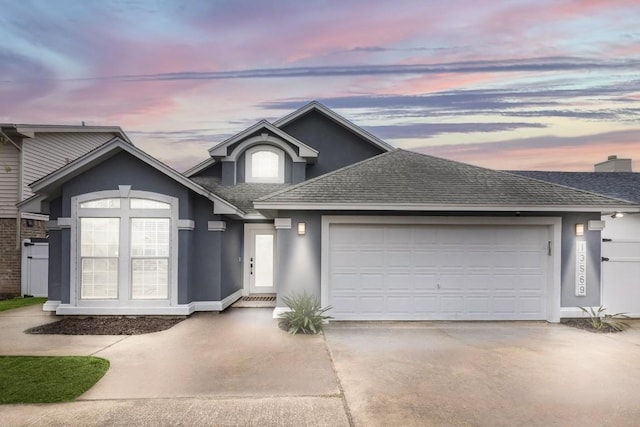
left=244, top=224, right=276, bottom=294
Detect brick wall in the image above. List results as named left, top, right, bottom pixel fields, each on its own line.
left=0, top=218, right=47, bottom=299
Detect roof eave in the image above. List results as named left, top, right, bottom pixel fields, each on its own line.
left=0, top=124, right=133, bottom=144
left=253, top=202, right=640, bottom=213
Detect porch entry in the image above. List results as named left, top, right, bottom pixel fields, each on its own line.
left=243, top=224, right=276, bottom=294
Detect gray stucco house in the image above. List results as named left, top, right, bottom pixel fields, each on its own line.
left=20, top=102, right=639, bottom=321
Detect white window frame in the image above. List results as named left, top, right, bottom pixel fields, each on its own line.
left=70, top=188, right=179, bottom=308
left=245, top=145, right=285, bottom=183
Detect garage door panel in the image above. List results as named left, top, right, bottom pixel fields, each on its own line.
left=328, top=224, right=549, bottom=320
left=359, top=250, right=385, bottom=267
left=519, top=297, right=545, bottom=315
left=387, top=250, right=412, bottom=267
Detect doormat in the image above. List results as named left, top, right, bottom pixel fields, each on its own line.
left=241, top=295, right=276, bottom=301
left=232, top=295, right=276, bottom=308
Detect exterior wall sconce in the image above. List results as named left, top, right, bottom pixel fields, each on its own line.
left=611, top=212, right=624, bottom=218
left=297, top=222, right=306, bottom=235
left=575, top=223, right=585, bottom=236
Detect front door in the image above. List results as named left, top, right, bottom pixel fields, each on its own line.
left=244, top=224, right=276, bottom=294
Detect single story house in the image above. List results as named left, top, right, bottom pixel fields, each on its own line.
left=20, top=102, right=639, bottom=321
left=513, top=162, right=640, bottom=317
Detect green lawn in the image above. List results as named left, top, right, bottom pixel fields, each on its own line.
left=0, top=356, right=110, bottom=404
left=0, top=297, right=47, bottom=312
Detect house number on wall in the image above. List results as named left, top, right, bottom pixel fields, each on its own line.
left=575, top=241, right=587, bottom=296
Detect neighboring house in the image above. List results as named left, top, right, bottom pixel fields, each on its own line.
left=512, top=156, right=640, bottom=316
left=19, top=102, right=639, bottom=321
left=0, top=124, right=132, bottom=298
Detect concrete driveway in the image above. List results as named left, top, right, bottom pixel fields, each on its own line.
left=2, top=306, right=640, bottom=426
left=325, top=321, right=640, bottom=427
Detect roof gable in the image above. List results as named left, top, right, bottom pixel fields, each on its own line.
left=208, top=120, right=318, bottom=160
left=273, top=101, right=394, bottom=152
left=256, top=150, right=638, bottom=212
left=22, top=137, right=244, bottom=217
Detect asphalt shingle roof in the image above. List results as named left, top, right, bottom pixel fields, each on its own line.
left=257, top=149, right=636, bottom=208
left=190, top=177, right=290, bottom=213
left=509, top=171, right=640, bottom=204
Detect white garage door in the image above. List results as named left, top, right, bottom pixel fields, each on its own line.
left=328, top=224, right=549, bottom=320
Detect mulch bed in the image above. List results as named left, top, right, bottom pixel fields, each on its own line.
left=26, top=316, right=186, bottom=335
left=561, top=318, right=626, bottom=333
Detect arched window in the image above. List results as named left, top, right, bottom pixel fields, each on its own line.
left=245, top=145, right=285, bottom=183
left=71, top=190, right=178, bottom=306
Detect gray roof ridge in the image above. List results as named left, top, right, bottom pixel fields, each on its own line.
left=501, top=170, right=638, bottom=205
left=257, top=149, right=400, bottom=201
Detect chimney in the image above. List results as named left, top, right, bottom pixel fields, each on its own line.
left=594, top=155, right=632, bottom=172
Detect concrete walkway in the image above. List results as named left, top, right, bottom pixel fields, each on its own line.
left=0, top=306, right=349, bottom=426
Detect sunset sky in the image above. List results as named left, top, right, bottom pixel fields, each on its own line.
left=1, top=0, right=639, bottom=172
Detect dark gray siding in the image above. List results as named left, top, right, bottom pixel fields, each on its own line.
left=280, top=110, right=386, bottom=178
left=47, top=198, right=62, bottom=302
left=190, top=196, right=223, bottom=301
left=61, top=152, right=193, bottom=218
left=52, top=150, right=233, bottom=307
left=221, top=219, right=243, bottom=298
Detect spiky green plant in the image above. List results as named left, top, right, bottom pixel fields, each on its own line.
left=578, top=306, right=631, bottom=331
left=279, top=292, right=332, bottom=335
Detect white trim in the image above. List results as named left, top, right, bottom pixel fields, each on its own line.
left=43, top=300, right=61, bottom=311
left=320, top=215, right=562, bottom=323
left=46, top=220, right=61, bottom=231
left=254, top=201, right=639, bottom=213
left=21, top=212, right=49, bottom=221
left=54, top=290, right=243, bottom=315
left=588, top=220, right=605, bottom=231
left=273, top=306, right=290, bottom=318
left=57, top=217, right=72, bottom=228
left=273, top=101, right=395, bottom=152
left=208, top=221, right=227, bottom=232
left=274, top=218, right=292, bottom=229
left=209, top=120, right=318, bottom=160
left=118, top=185, right=131, bottom=198
left=70, top=189, right=180, bottom=308
left=178, top=219, right=195, bottom=230
left=56, top=304, right=192, bottom=316
left=8, top=124, right=132, bottom=144
left=245, top=144, right=286, bottom=183
left=243, top=223, right=277, bottom=296
left=191, top=290, right=243, bottom=311
left=229, top=135, right=305, bottom=163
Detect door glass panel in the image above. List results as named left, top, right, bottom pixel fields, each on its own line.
left=254, top=234, right=274, bottom=287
